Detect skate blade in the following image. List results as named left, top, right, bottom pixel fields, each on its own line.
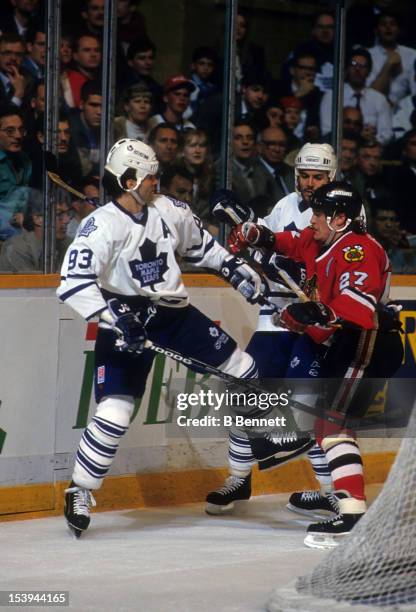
left=205, top=501, right=235, bottom=515
left=286, top=503, right=335, bottom=520
left=304, top=532, right=347, bottom=550
left=66, top=522, right=84, bottom=539
left=257, top=441, right=314, bottom=471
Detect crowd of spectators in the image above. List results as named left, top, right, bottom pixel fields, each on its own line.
left=0, top=0, right=416, bottom=273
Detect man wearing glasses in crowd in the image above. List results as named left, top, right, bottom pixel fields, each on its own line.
left=0, top=33, right=33, bottom=107
left=320, top=47, right=393, bottom=145
left=0, top=104, right=31, bottom=241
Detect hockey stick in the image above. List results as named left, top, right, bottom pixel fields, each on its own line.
left=44, top=151, right=90, bottom=201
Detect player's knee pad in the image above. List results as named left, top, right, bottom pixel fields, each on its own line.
left=95, top=395, right=135, bottom=429
left=219, top=348, right=257, bottom=379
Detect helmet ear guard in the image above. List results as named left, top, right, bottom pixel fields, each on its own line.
left=295, top=143, right=337, bottom=195
left=105, top=138, right=159, bottom=192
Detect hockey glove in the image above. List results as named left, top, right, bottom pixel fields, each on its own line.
left=101, top=298, right=147, bottom=354
left=221, top=255, right=261, bottom=304
left=210, top=188, right=256, bottom=226
left=227, top=224, right=250, bottom=253
left=240, top=222, right=276, bottom=250
left=280, top=301, right=337, bottom=333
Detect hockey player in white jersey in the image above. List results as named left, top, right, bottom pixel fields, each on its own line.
left=206, top=143, right=339, bottom=516
left=57, top=138, right=264, bottom=537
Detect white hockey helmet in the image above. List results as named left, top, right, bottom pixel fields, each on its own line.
left=105, top=138, right=159, bottom=191
left=294, top=143, right=337, bottom=195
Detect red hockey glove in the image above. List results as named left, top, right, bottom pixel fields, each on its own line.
left=240, top=222, right=276, bottom=249
left=280, top=301, right=337, bottom=333
left=227, top=224, right=249, bottom=253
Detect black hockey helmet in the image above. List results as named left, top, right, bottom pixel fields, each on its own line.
left=311, top=181, right=363, bottom=221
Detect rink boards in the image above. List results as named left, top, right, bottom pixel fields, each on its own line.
left=0, top=274, right=415, bottom=519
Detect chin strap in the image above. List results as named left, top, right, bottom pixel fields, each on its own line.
left=323, top=215, right=352, bottom=246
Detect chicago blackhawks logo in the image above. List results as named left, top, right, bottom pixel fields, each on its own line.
left=343, top=245, right=364, bottom=263
left=129, top=238, right=168, bottom=289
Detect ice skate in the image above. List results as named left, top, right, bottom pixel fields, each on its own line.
left=287, top=490, right=347, bottom=520
left=205, top=473, right=251, bottom=515
left=304, top=511, right=364, bottom=549
left=64, top=482, right=96, bottom=538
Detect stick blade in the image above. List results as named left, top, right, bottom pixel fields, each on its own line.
left=44, top=151, right=58, bottom=173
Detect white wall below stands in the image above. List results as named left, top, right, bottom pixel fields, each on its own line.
left=0, top=284, right=414, bottom=487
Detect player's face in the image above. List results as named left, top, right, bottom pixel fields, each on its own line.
left=297, top=169, right=329, bottom=202
left=310, top=210, right=347, bottom=243
left=138, top=174, right=158, bottom=204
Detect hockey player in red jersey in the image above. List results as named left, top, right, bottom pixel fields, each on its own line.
left=232, top=181, right=403, bottom=548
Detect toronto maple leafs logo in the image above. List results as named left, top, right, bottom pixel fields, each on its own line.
left=209, top=327, right=220, bottom=338
left=78, top=217, right=98, bottom=238
left=129, top=238, right=168, bottom=289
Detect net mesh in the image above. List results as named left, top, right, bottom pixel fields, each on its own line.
left=268, top=406, right=416, bottom=611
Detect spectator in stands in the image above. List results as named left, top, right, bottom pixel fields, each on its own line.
left=64, top=34, right=101, bottom=108
left=22, top=28, right=45, bottom=80
left=235, top=9, right=268, bottom=92
left=320, top=48, right=393, bottom=145
left=281, top=11, right=335, bottom=94
left=236, top=71, right=269, bottom=131
left=0, top=0, right=41, bottom=40
left=280, top=96, right=302, bottom=152
left=79, top=0, right=105, bottom=37
left=340, top=130, right=360, bottom=182
left=352, top=140, right=392, bottom=216
left=148, top=123, right=179, bottom=172
left=124, top=37, right=163, bottom=112
left=367, top=11, right=416, bottom=106
left=0, top=193, right=72, bottom=273
left=253, top=125, right=294, bottom=214
left=343, top=105, right=364, bottom=137
left=30, top=111, right=83, bottom=190
left=159, top=164, right=193, bottom=204
left=225, top=120, right=274, bottom=216
left=273, top=52, right=322, bottom=142
left=188, top=46, right=218, bottom=116
left=60, top=35, right=73, bottom=69
left=0, top=105, right=31, bottom=240
left=178, top=128, right=215, bottom=223
left=370, top=201, right=416, bottom=272
left=149, top=75, right=196, bottom=132
left=0, top=33, right=33, bottom=108
left=386, top=129, right=416, bottom=233
left=114, top=82, right=152, bottom=142
left=392, top=89, right=416, bottom=141
left=24, top=77, right=44, bottom=139
left=117, top=0, right=148, bottom=54
left=66, top=175, right=99, bottom=239
left=68, top=80, right=101, bottom=176
left=261, top=99, right=284, bottom=129
left=347, top=0, right=396, bottom=50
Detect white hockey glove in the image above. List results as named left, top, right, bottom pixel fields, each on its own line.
left=211, top=188, right=256, bottom=226
left=220, top=255, right=261, bottom=304
left=99, top=298, right=147, bottom=354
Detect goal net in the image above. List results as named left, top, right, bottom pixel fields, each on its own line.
left=268, top=405, right=416, bottom=612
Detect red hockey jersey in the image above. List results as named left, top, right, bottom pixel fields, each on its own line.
left=273, top=228, right=391, bottom=343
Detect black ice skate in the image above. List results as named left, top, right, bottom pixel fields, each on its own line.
left=205, top=473, right=251, bottom=515
left=286, top=490, right=348, bottom=520
left=250, top=433, right=314, bottom=470
left=64, top=481, right=96, bottom=538
left=304, top=511, right=364, bottom=549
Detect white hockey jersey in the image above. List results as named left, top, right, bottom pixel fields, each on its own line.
left=255, top=192, right=312, bottom=332
left=57, top=195, right=229, bottom=320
